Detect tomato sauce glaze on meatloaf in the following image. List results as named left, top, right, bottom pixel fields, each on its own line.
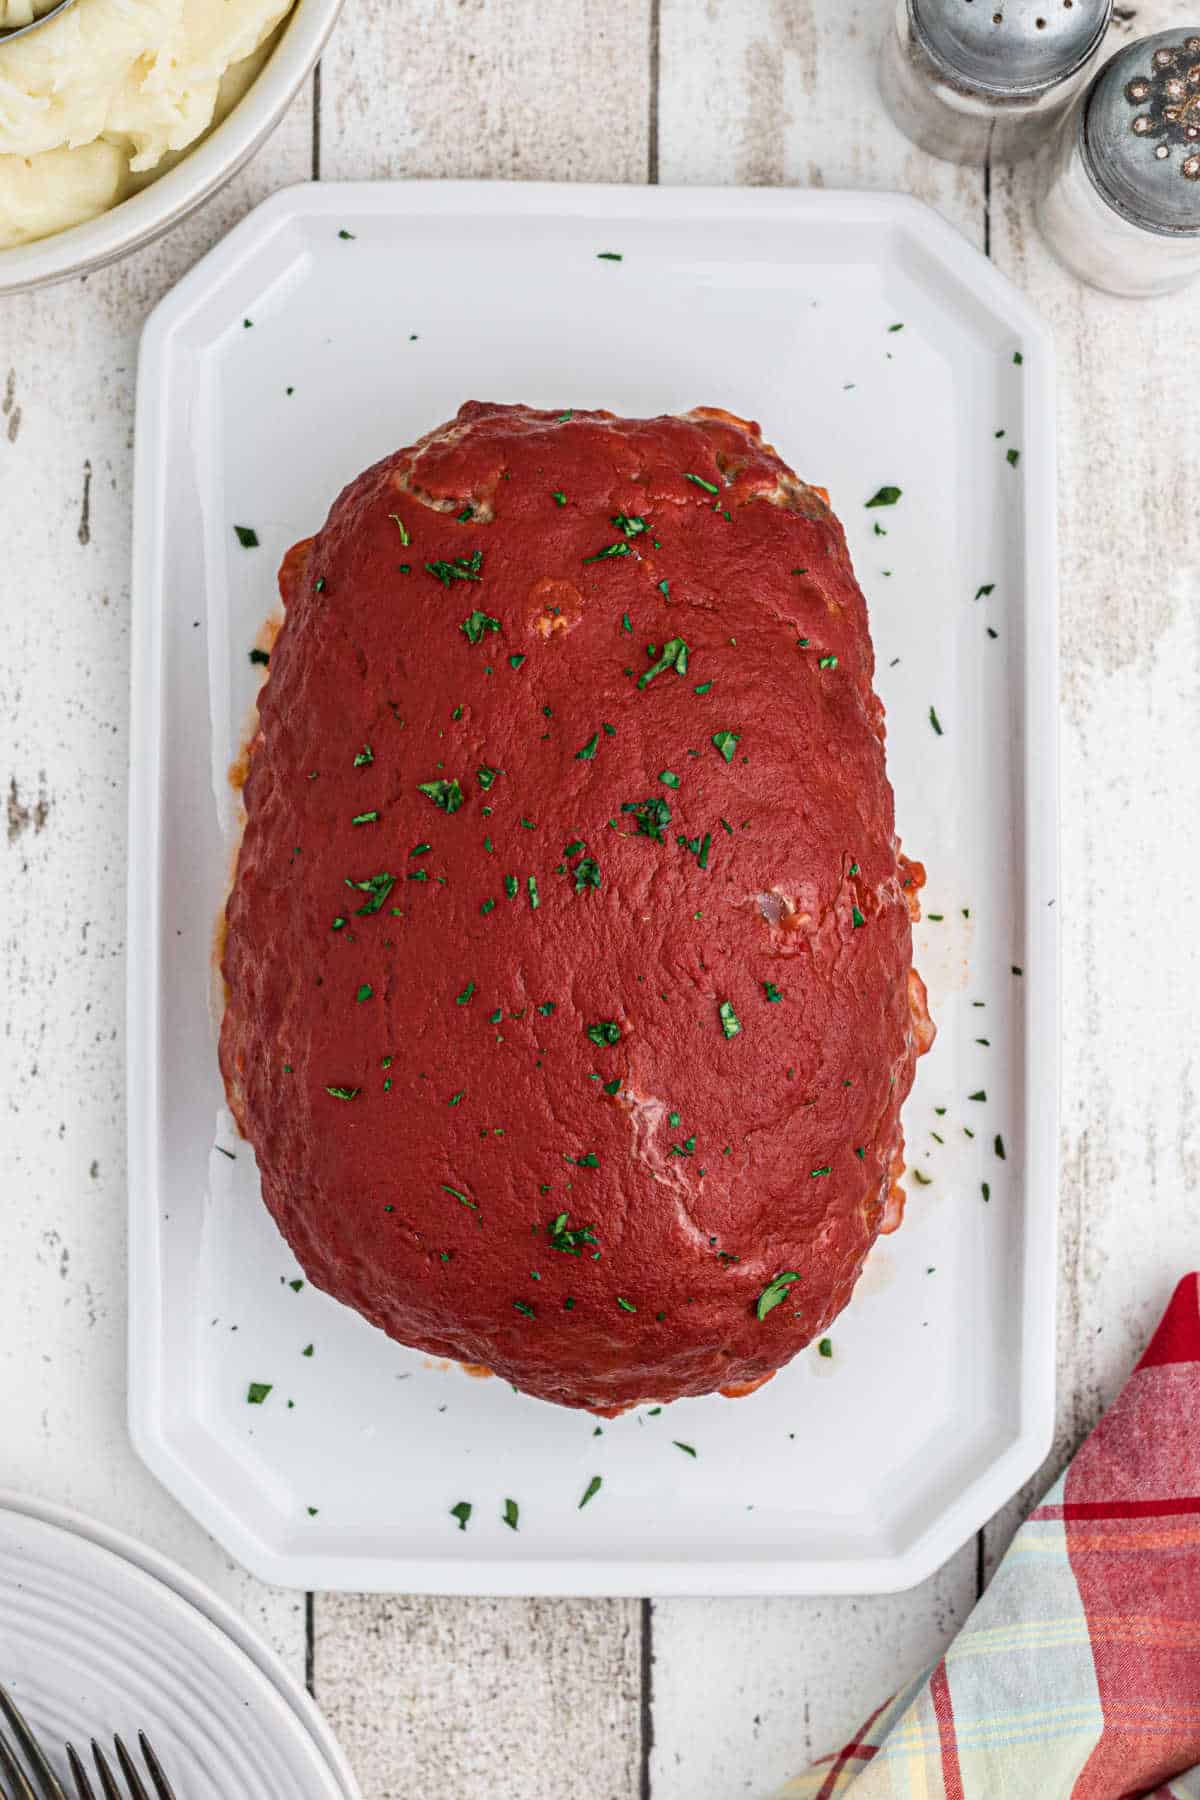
left=219, top=402, right=933, bottom=1415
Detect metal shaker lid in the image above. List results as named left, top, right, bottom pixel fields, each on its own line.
left=1081, top=31, right=1200, bottom=235
left=910, top=0, right=1112, bottom=96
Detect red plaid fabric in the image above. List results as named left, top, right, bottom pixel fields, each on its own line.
left=781, top=1275, right=1200, bottom=1799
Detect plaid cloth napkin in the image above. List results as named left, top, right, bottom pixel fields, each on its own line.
left=780, top=1273, right=1200, bottom=1799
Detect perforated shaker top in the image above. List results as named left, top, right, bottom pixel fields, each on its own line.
left=912, top=0, right=1112, bottom=95
left=1083, top=30, right=1200, bottom=234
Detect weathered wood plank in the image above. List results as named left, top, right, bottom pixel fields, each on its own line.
left=314, top=1593, right=643, bottom=1799
left=318, top=0, right=653, bottom=184
left=0, top=76, right=316, bottom=1675
left=657, top=0, right=983, bottom=238
left=649, top=1559, right=977, bottom=1797
left=982, top=0, right=1200, bottom=1576
left=312, top=8, right=653, bottom=1793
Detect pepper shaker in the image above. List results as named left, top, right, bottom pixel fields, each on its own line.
left=879, top=0, right=1113, bottom=166
left=1036, top=30, right=1200, bottom=296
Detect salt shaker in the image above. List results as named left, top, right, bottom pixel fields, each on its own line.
left=879, top=0, right=1113, bottom=165
left=1036, top=30, right=1200, bottom=296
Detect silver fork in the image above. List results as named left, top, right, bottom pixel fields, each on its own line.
left=0, top=1686, right=176, bottom=1800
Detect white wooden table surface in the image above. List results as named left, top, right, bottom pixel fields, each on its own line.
left=3, top=3, right=1199, bottom=1796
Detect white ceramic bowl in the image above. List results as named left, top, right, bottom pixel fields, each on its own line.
left=0, top=0, right=343, bottom=295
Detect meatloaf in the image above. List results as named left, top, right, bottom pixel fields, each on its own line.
left=219, top=401, right=933, bottom=1414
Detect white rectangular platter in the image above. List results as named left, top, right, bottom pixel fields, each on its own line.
left=129, top=182, right=1057, bottom=1594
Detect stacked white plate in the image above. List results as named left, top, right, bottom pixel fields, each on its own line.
left=0, top=1492, right=359, bottom=1799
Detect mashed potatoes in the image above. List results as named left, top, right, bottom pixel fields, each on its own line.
left=0, top=0, right=294, bottom=248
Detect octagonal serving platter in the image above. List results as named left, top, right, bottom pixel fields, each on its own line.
left=129, top=182, right=1057, bottom=1593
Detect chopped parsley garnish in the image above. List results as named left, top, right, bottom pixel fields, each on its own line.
left=711, top=730, right=740, bottom=763
left=449, top=1501, right=472, bottom=1531
left=579, top=1475, right=602, bottom=1509
left=638, top=637, right=689, bottom=689
left=528, top=877, right=540, bottom=909
left=810, top=1166, right=832, bottom=1178
left=418, top=778, right=465, bottom=813
left=674, top=1441, right=698, bottom=1457
left=586, top=1020, right=621, bottom=1046
left=552, top=491, right=567, bottom=507
left=756, top=1272, right=800, bottom=1320
left=693, top=681, right=712, bottom=695
left=249, top=647, right=270, bottom=666
left=353, top=745, right=374, bottom=767
left=388, top=513, right=411, bottom=546
left=513, top=1300, right=536, bottom=1318
left=612, top=512, right=647, bottom=537
left=818, top=656, right=838, bottom=670
left=537, top=1000, right=556, bottom=1016
left=975, top=584, right=995, bottom=600
left=461, top=610, right=501, bottom=644
left=233, top=525, right=259, bottom=548
left=575, top=733, right=600, bottom=761
left=476, top=765, right=501, bottom=791
left=851, top=906, right=866, bottom=929
left=659, top=771, right=681, bottom=788
left=763, top=982, right=782, bottom=1003
left=455, top=981, right=475, bottom=1005
left=356, top=983, right=373, bottom=1003
left=888, top=322, right=904, bottom=333
left=969, top=1090, right=987, bottom=1102
left=548, top=1213, right=598, bottom=1256
left=683, top=472, right=719, bottom=495
left=425, top=550, right=483, bottom=587
left=622, top=796, right=672, bottom=843
left=324, top=1085, right=360, bottom=1100
left=818, top=1337, right=833, bottom=1358
left=1013, top=350, right=1024, bottom=365
left=574, top=857, right=602, bottom=894
left=597, top=251, right=623, bottom=261
left=616, top=1296, right=636, bottom=1313
left=929, top=706, right=943, bottom=737
left=676, top=831, right=712, bottom=870
left=345, top=871, right=395, bottom=914
left=441, top=1184, right=478, bottom=1211
left=351, top=810, right=379, bottom=826
left=718, top=1000, right=741, bottom=1040
left=865, top=486, right=902, bottom=508
left=1007, top=448, right=1021, bottom=468
left=584, top=541, right=632, bottom=564
left=503, top=1498, right=520, bottom=1531
left=994, top=1134, right=1006, bottom=1160
left=247, top=1382, right=272, bottom=1404
left=505, top=875, right=518, bottom=899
